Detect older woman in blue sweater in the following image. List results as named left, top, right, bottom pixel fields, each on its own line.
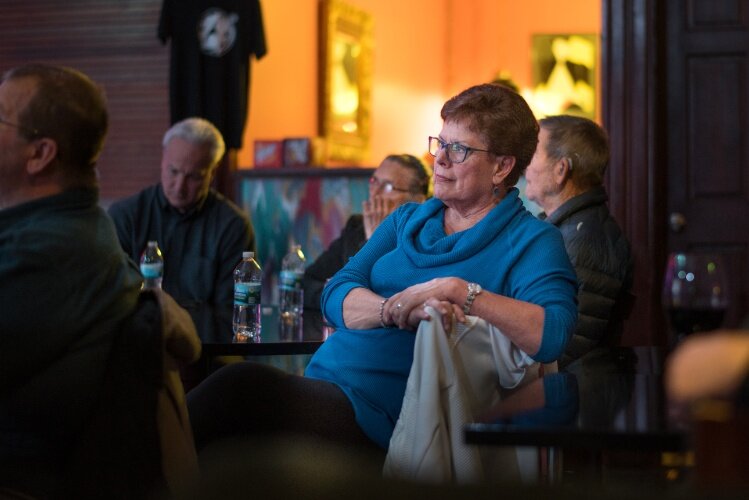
left=187, top=83, right=577, bottom=457
left=305, top=83, right=577, bottom=448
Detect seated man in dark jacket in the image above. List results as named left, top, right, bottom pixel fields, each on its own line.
left=0, top=63, right=143, bottom=496
left=108, top=117, right=255, bottom=307
left=302, top=154, right=430, bottom=310
left=524, top=115, right=633, bottom=366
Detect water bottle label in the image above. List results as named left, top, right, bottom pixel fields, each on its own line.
left=234, top=282, right=261, bottom=305
left=140, top=262, right=163, bottom=279
left=279, top=270, right=303, bottom=291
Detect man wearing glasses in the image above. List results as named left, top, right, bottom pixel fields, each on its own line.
left=108, top=117, right=255, bottom=308
left=0, top=64, right=143, bottom=495
left=302, top=154, right=430, bottom=310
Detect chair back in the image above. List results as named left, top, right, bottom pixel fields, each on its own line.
left=65, top=291, right=167, bottom=498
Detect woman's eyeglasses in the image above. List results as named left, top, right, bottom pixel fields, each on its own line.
left=369, top=175, right=410, bottom=194
left=428, top=136, right=492, bottom=163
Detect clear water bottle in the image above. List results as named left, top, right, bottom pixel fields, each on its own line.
left=279, top=244, right=306, bottom=341
left=233, top=251, right=262, bottom=342
left=140, top=240, right=163, bottom=289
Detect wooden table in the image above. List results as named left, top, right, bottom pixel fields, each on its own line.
left=184, top=303, right=325, bottom=355
left=180, top=304, right=326, bottom=387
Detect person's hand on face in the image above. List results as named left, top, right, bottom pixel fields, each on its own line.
left=362, top=195, right=398, bottom=239
left=363, top=158, right=425, bottom=239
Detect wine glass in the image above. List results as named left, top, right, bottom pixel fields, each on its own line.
left=662, top=251, right=729, bottom=346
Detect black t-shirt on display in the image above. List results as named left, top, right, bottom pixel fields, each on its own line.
left=158, top=0, right=267, bottom=148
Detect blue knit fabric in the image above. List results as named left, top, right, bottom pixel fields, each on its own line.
left=304, top=188, right=577, bottom=448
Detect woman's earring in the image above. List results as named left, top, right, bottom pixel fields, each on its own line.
left=492, top=184, right=500, bottom=197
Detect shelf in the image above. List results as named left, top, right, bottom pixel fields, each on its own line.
left=236, top=166, right=374, bottom=179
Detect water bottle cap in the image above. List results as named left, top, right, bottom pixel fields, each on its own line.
left=243, top=251, right=254, bottom=259
left=147, top=240, right=158, bottom=246
left=291, top=244, right=305, bottom=260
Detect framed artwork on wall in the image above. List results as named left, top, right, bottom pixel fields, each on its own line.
left=254, top=140, right=283, bottom=168
left=283, top=138, right=312, bottom=167
left=237, top=169, right=372, bottom=305
left=318, top=0, right=373, bottom=163
left=531, top=34, right=597, bottom=119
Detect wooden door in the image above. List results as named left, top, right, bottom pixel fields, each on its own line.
left=665, top=0, right=749, bottom=327
left=603, top=0, right=668, bottom=345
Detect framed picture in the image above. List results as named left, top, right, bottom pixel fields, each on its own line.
left=283, top=138, right=312, bottom=167
left=254, top=140, right=283, bottom=168
left=531, top=34, right=597, bottom=119
left=318, top=0, right=373, bottom=163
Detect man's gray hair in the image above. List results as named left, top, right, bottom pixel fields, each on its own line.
left=162, top=117, right=226, bottom=168
left=539, top=115, right=609, bottom=191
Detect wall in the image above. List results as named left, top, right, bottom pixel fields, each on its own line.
left=239, top=0, right=450, bottom=168
left=460, top=0, right=601, bottom=93
left=0, top=0, right=599, bottom=198
left=239, top=0, right=600, bottom=168
left=0, top=0, right=169, bottom=201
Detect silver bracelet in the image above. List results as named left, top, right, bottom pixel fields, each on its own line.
left=379, top=298, right=389, bottom=328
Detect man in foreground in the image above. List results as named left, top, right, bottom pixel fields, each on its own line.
left=0, top=63, right=143, bottom=494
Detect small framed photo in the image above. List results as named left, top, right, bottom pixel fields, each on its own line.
left=254, top=140, right=283, bottom=168
left=283, top=138, right=312, bottom=167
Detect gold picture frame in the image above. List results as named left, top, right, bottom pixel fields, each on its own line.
left=319, top=0, right=373, bottom=163
left=531, top=34, right=597, bottom=119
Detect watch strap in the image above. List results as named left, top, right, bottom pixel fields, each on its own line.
left=463, top=282, right=481, bottom=315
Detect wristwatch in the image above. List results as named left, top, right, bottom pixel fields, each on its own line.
left=463, top=282, right=482, bottom=314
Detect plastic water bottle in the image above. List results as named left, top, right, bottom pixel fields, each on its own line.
left=140, top=241, right=163, bottom=289
left=279, top=244, right=306, bottom=341
left=233, top=251, right=262, bottom=342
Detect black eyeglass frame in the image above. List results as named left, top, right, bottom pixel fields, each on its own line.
left=428, top=136, right=493, bottom=164
left=0, top=116, right=39, bottom=138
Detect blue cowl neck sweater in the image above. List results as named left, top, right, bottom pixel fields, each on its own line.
left=305, top=188, right=577, bottom=448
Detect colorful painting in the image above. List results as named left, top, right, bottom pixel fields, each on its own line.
left=239, top=171, right=370, bottom=304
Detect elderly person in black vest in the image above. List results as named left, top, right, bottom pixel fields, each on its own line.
left=524, top=115, right=633, bottom=367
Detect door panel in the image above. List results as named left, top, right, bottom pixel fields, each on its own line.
left=666, top=0, right=749, bottom=327
left=687, top=57, right=745, bottom=197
